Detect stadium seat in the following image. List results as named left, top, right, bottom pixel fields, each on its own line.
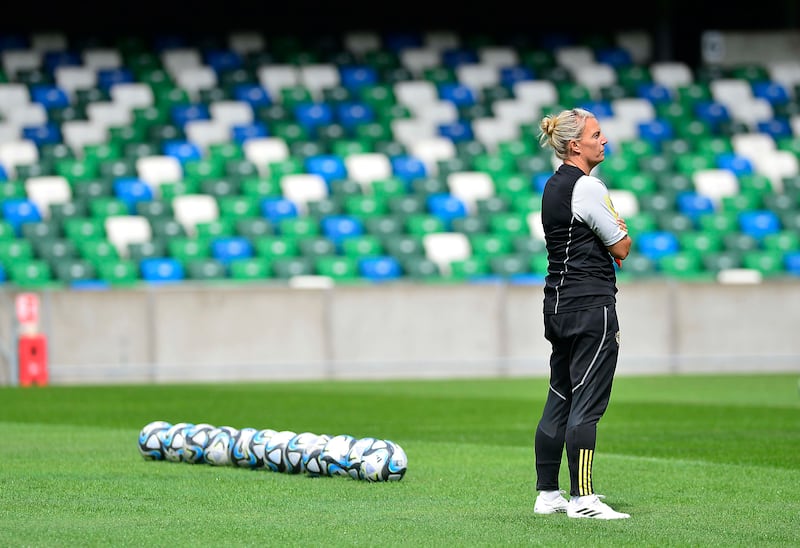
left=104, top=215, right=152, bottom=258
left=422, top=232, right=470, bottom=276
left=172, top=194, right=219, bottom=238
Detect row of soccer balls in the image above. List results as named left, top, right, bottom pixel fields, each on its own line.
left=137, top=421, right=408, bottom=482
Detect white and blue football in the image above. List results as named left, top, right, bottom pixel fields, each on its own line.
left=345, top=437, right=379, bottom=480
left=284, top=432, right=319, bottom=474
left=264, top=430, right=296, bottom=473
left=182, top=423, right=216, bottom=464
left=229, top=427, right=260, bottom=469
left=205, top=426, right=239, bottom=466
left=158, top=422, right=194, bottom=463
left=319, top=434, right=357, bottom=477
left=137, top=420, right=172, bottom=461
left=302, top=433, right=331, bottom=477
left=360, top=439, right=408, bottom=482
left=248, top=428, right=277, bottom=468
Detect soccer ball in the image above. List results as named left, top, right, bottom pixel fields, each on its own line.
left=302, top=433, right=331, bottom=477
left=345, top=436, right=379, bottom=480
left=205, top=426, right=239, bottom=466
left=138, top=420, right=172, bottom=460
left=229, top=427, right=260, bottom=469
left=360, top=439, right=408, bottom=482
left=263, top=430, right=296, bottom=473
left=248, top=428, right=277, bottom=468
left=319, top=434, right=356, bottom=477
left=284, top=432, right=319, bottom=474
left=158, top=422, right=194, bottom=463
left=182, top=423, right=216, bottom=464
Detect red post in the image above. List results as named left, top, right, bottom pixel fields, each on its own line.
left=18, top=334, right=48, bottom=386
left=15, top=293, right=48, bottom=387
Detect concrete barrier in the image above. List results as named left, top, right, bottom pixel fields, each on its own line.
left=0, top=278, right=798, bottom=385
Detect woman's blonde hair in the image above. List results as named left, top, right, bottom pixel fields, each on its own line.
left=538, top=108, right=595, bottom=161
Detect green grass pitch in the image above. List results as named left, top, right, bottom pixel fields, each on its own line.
left=1, top=373, right=798, bottom=546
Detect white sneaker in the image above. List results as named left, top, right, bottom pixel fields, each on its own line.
left=567, top=494, right=630, bottom=520
left=534, top=490, right=569, bottom=514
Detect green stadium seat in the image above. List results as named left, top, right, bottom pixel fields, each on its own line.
left=382, top=234, right=425, bottom=261
left=341, top=234, right=383, bottom=258
left=54, top=258, right=97, bottom=284
left=255, top=236, right=299, bottom=259
left=449, top=256, right=490, bottom=280
left=298, top=236, right=337, bottom=258
left=271, top=257, right=315, bottom=279
left=451, top=216, right=489, bottom=236
left=401, top=255, right=441, bottom=279
left=0, top=239, right=35, bottom=267
left=186, top=258, right=228, bottom=281
left=9, top=259, right=55, bottom=288
left=229, top=257, right=272, bottom=281
left=657, top=250, right=711, bottom=280
left=128, top=240, right=167, bottom=263
left=34, top=238, right=79, bottom=265
left=315, top=256, right=360, bottom=282
left=469, top=233, right=513, bottom=258
left=96, top=258, right=139, bottom=286
left=168, top=237, right=211, bottom=264
left=702, top=250, right=743, bottom=273
left=742, top=250, right=785, bottom=277
left=489, top=253, right=530, bottom=277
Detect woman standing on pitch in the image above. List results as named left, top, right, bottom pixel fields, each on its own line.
left=532, top=108, right=632, bottom=520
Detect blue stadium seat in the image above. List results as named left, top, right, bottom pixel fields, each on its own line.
left=293, top=103, right=334, bottom=132
left=232, top=84, right=272, bottom=108
left=358, top=256, right=402, bottom=281
left=211, top=236, right=254, bottom=264
left=22, top=124, right=61, bottom=146
left=305, top=154, right=347, bottom=184
left=114, top=178, right=154, bottom=213
left=438, top=121, right=473, bottom=142
left=694, top=101, right=731, bottom=128
left=232, top=123, right=268, bottom=143
left=438, top=83, right=477, bottom=107
left=716, top=153, right=754, bottom=177
left=140, top=258, right=185, bottom=283
left=391, top=155, right=427, bottom=183
left=637, top=231, right=680, bottom=261
left=580, top=100, right=614, bottom=118
left=426, top=193, right=468, bottom=229
left=43, top=51, right=80, bottom=74
left=339, top=66, right=378, bottom=91
left=261, top=197, right=299, bottom=224
left=757, top=119, right=793, bottom=140
left=2, top=199, right=42, bottom=236
left=204, top=50, right=243, bottom=73
left=752, top=82, right=790, bottom=105
left=785, top=251, right=800, bottom=275
left=636, top=83, right=673, bottom=104
left=383, top=32, right=422, bottom=52
left=442, top=48, right=478, bottom=68
left=676, top=191, right=715, bottom=220
left=30, top=85, right=70, bottom=109
left=595, top=46, right=633, bottom=67
left=97, top=68, right=135, bottom=91
left=337, top=102, right=375, bottom=130
left=171, top=104, right=211, bottom=129
left=500, top=66, right=535, bottom=87
left=533, top=173, right=551, bottom=193
left=321, top=215, right=364, bottom=245
left=739, top=210, right=781, bottom=241
left=638, top=119, right=674, bottom=147
left=163, top=140, right=203, bottom=164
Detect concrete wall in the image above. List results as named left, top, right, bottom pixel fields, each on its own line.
left=1, top=278, right=799, bottom=385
